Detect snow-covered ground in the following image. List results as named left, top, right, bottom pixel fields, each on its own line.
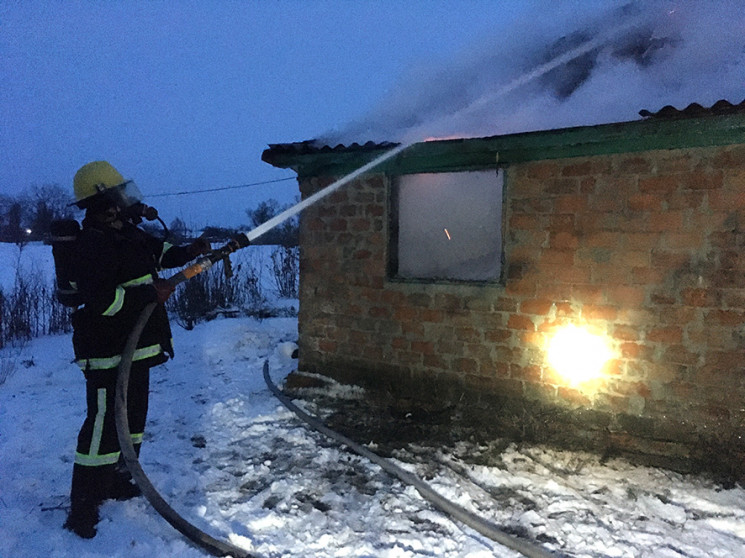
left=1, top=243, right=745, bottom=557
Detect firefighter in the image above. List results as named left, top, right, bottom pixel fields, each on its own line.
left=63, top=161, right=211, bottom=538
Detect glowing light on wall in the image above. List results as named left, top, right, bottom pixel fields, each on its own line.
left=546, top=325, right=613, bottom=384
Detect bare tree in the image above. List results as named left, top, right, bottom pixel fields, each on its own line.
left=245, top=198, right=298, bottom=246
left=25, top=184, right=77, bottom=240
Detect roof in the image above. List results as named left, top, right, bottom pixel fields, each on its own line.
left=262, top=99, right=745, bottom=177
left=265, top=139, right=399, bottom=157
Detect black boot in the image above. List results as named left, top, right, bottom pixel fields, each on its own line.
left=64, top=463, right=113, bottom=538
left=110, top=451, right=142, bottom=501
left=64, top=497, right=100, bottom=539
left=109, top=470, right=142, bottom=501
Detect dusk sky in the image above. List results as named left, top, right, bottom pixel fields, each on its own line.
left=2, top=1, right=743, bottom=228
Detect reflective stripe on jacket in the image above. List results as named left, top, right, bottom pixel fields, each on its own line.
left=71, top=219, right=192, bottom=369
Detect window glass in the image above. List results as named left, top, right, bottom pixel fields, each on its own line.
left=395, top=170, right=503, bottom=281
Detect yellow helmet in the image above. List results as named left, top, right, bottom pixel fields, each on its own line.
left=73, top=161, right=125, bottom=203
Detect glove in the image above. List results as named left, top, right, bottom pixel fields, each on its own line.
left=153, top=279, right=175, bottom=304
left=186, top=236, right=211, bottom=259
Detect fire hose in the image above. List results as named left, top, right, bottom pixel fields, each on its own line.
left=114, top=249, right=555, bottom=557
left=113, top=141, right=558, bottom=557
left=115, top=304, right=553, bottom=558
left=262, top=361, right=555, bottom=558
left=114, top=145, right=409, bottom=557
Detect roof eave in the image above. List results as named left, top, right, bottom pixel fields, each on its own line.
left=262, top=112, right=745, bottom=178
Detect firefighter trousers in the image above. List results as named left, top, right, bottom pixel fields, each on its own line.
left=70, top=361, right=150, bottom=504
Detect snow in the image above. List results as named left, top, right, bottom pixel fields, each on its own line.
left=0, top=242, right=55, bottom=293
left=2, top=246, right=745, bottom=557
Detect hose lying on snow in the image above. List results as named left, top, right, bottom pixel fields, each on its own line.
left=115, top=302, right=255, bottom=558
left=262, top=361, right=557, bottom=558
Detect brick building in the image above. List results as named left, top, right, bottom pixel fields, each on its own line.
left=263, top=101, right=745, bottom=479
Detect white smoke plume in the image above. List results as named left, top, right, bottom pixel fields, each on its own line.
left=322, top=0, right=745, bottom=145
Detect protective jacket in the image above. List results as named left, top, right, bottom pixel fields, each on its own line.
left=71, top=217, right=191, bottom=371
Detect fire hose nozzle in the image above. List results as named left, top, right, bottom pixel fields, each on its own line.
left=230, top=233, right=250, bottom=250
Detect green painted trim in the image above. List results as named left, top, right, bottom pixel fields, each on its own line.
left=263, top=113, right=745, bottom=178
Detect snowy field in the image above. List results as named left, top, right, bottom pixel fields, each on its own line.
left=0, top=241, right=284, bottom=296
left=1, top=243, right=745, bottom=557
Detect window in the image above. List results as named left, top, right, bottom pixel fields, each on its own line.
left=391, top=169, right=503, bottom=282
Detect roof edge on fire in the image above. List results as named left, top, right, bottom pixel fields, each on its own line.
left=262, top=99, right=745, bottom=178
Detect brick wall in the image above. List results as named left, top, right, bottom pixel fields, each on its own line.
left=297, top=145, right=745, bottom=476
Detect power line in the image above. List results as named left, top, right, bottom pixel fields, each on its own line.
left=148, top=176, right=296, bottom=198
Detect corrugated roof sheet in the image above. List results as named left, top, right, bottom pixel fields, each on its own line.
left=263, top=99, right=745, bottom=160
left=265, top=139, right=398, bottom=156
left=639, top=98, right=745, bottom=119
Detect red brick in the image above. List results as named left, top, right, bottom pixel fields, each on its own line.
left=368, top=306, right=390, bottom=318
left=510, top=214, right=542, bottom=229
left=555, top=195, right=587, bottom=213
left=410, top=340, right=435, bottom=355
left=616, top=156, right=653, bottom=174
left=484, top=328, right=513, bottom=343
left=571, top=284, right=605, bottom=304
left=520, top=299, right=554, bottom=315
left=681, top=170, right=723, bottom=190
left=526, top=161, right=561, bottom=179
left=330, top=218, right=347, bottom=231
left=549, top=231, right=579, bottom=249
left=681, top=288, right=716, bottom=307
left=585, top=231, right=619, bottom=248
left=577, top=212, right=618, bottom=233
left=590, top=263, right=629, bottom=285
left=545, top=178, right=578, bottom=195
left=557, top=386, right=591, bottom=406
left=589, top=194, right=624, bottom=212
left=319, top=340, right=337, bottom=352
left=350, top=218, right=371, bottom=232
left=639, top=175, right=679, bottom=193
left=650, top=250, right=690, bottom=269
left=708, top=189, right=745, bottom=211
left=620, top=342, right=644, bottom=358
left=452, top=357, right=478, bottom=374
left=391, top=337, right=408, bottom=350
left=612, top=380, right=651, bottom=398
left=625, top=232, right=659, bottom=250
left=662, top=233, right=701, bottom=250
left=561, top=161, right=593, bottom=176
left=364, top=204, right=384, bottom=217
left=515, top=364, right=542, bottom=382
left=423, top=353, right=447, bottom=369
left=627, top=193, right=663, bottom=211
left=612, top=325, right=639, bottom=341
left=646, top=326, right=682, bottom=343
left=540, top=249, right=574, bottom=266
left=420, top=309, right=444, bottom=323
left=548, top=214, right=575, bottom=232
left=548, top=264, right=592, bottom=284
left=511, top=197, right=553, bottom=213
left=632, top=266, right=665, bottom=285
left=647, top=212, right=684, bottom=232
left=582, top=304, right=618, bottom=321
left=605, top=285, right=646, bottom=307
left=707, top=309, right=745, bottom=326
left=505, top=278, right=538, bottom=297
left=507, top=313, right=535, bottom=331
left=663, top=346, right=698, bottom=366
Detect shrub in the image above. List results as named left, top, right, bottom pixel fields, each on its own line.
left=270, top=246, right=299, bottom=299
left=167, top=258, right=268, bottom=330
left=0, top=268, right=71, bottom=350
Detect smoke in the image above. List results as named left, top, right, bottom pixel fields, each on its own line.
left=323, top=0, right=745, bottom=145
